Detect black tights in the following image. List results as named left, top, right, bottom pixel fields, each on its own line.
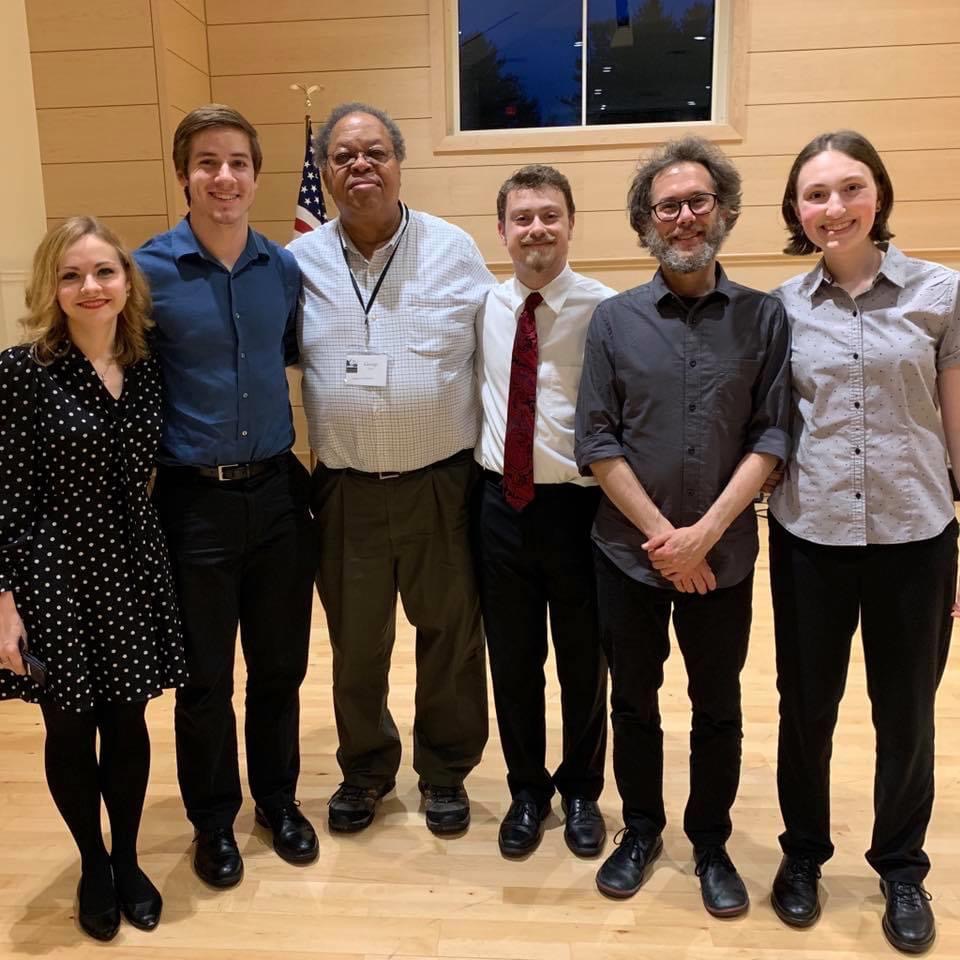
left=40, top=699, right=152, bottom=904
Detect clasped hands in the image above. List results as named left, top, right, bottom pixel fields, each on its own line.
left=643, top=523, right=718, bottom=595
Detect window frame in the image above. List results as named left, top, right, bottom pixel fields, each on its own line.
left=429, top=0, right=747, bottom=153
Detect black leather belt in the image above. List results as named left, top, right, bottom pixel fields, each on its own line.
left=161, top=452, right=288, bottom=482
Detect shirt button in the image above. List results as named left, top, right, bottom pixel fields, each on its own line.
left=242, top=392, right=249, bottom=399
left=235, top=313, right=240, bottom=319
left=687, top=489, right=694, bottom=497
left=240, top=352, right=246, bottom=359
left=241, top=430, right=248, bottom=437
left=853, top=353, right=859, bottom=360
left=689, top=360, right=697, bottom=367
left=854, top=447, right=861, bottom=454
left=854, top=401, right=860, bottom=409
left=855, top=492, right=862, bottom=499
left=687, top=446, right=695, bottom=455
left=688, top=403, right=696, bottom=411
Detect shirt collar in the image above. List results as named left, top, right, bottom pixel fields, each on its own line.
left=797, top=242, right=904, bottom=299
left=651, top=261, right=733, bottom=308
left=511, top=263, right=575, bottom=315
left=339, top=202, right=408, bottom=262
left=172, top=216, right=269, bottom=268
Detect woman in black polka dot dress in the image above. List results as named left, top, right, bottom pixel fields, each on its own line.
left=0, top=217, right=186, bottom=941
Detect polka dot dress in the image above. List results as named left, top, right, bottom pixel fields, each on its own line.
left=0, top=345, right=186, bottom=711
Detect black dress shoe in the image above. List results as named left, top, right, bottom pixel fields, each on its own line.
left=694, top=845, right=749, bottom=917
left=595, top=828, right=663, bottom=899
left=76, top=874, right=120, bottom=942
left=418, top=781, right=470, bottom=836
left=328, top=780, right=395, bottom=833
left=771, top=855, right=821, bottom=927
left=498, top=798, right=551, bottom=858
left=880, top=880, right=935, bottom=954
left=561, top=797, right=606, bottom=858
left=255, top=801, right=319, bottom=864
left=193, top=827, right=244, bottom=888
left=115, top=866, right=162, bottom=931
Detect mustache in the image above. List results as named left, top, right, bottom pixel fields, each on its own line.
left=520, top=236, right=556, bottom=246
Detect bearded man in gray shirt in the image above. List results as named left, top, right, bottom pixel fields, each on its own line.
left=575, top=137, right=791, bottom=915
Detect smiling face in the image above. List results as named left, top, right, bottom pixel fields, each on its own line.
left=794, top=148, right=879, bottom=256
left=643, top=161, right=728, bottom=274
left=57, top=234, right=130, bottom=335
left=498, top=186, right=573, bottom=288
left=322, top=112, right=401, bottom=223
left=178, top=126, right=258, bottom=230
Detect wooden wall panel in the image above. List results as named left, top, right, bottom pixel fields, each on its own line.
left=36, top=105, right=163, bottom=163
left=211, top=68, right=430, bottom=125
left=207, top=0, right=426, bottom=22
left=174, top=0, right=205, bottom=21
left=159, top=0, right=209, bottom=73
left=31, top=49, right=158, bottom=108
left=164, top=50, right=211, bottom=113
left=46, top=215, right=169, bottom=251
left=25, top=0, right=153, bottom=51
left=750, top=0, right=960, bottom=52
left=208, top=18, right=430, bottom=75
left=41, top=160, right=167, bottom=218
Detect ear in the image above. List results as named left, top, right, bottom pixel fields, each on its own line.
left=497, top=219, right=507, bottom=247
left=568, top=213, right=575, bottom=240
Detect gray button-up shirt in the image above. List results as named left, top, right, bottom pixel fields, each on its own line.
left=769, top=243, right=960, bottom=546
left=575, top=266, right=791, bottom=589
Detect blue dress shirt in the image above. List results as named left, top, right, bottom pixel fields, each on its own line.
left=135, top=218, right=301, bottom=467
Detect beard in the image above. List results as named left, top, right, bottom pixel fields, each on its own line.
left=519, top=241, right=557, bottom=274
left=644, top=216, right=728, bottom=274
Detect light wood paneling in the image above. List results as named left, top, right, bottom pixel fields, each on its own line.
left=748, top=44, right=960, bottom=105
left=46, top=214, right=168, bottom=250
left=164, top=49, right=211, bottom=113
left=25, top=0, right=153, bottom=52
left=31, top=48, right=158, bottom=108
left=36, top=105, right=163, bottom=163
left=211, top=68, right=431, bottom=125
left=159, top=0, right=209, bottom=73
left=173, top=0, right=205, bottom=22
left=208, top=18, right=430, bottom=75
left=207, top=0, right=426, bottom=22
left=42, top=160, right=166, bottom=218
left=750, top=0, right=960, bottom=52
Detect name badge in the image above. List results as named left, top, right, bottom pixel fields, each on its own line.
left=344, top=353, right=388, bottom=387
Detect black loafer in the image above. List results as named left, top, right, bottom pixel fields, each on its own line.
left=255, top=801, right=319, bottom=864
left=771, top=855, right=821, bottom=927
left=498, top=798, right=551, bottom=858
left=116, top=868, right=162, bottom=931
left=694, top=845, right=749, bottom=917
left=596, top=828, right=663, bottom=899
left=328, top=780, right=395, bottom=833
left=193, top=827, right=244, bottom=888
left=76, top=875, right=120, bottom=942
left=418, top=781, right=470, bottom=836
left=562, top=797, right=606, bottom=858
left=880, top=879, right=935, bottom=954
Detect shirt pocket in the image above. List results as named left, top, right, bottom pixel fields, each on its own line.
left=539, top=362, right=582, bottom=431
left=715, top=358, right=762, bottom=425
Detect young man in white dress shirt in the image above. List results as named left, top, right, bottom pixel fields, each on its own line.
left=475, top=165, right=614, bottom=858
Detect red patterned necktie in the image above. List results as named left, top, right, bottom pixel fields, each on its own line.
left=502, top=290, right=543, bottom=510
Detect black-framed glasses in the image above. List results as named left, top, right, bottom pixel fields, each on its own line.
left=328, top=147, right=394, bottom=170
left=650, top=192, right=718, bottom=222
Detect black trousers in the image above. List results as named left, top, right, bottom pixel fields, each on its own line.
left=595, top=547, right=753, bottom=848
left=769, top=516, right=956, bottom=882
left=311, top=451, right=488, bottom=787
left=153, top=453, right=316, bottom=831
left=478, top=474, right=607, bottom=805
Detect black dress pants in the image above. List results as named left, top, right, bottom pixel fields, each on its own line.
left=594, top=547, right=753, bottom=848
left=153, top=453, right=316, bottom=831
left=311, top=451, right=488, bottom=788
left=769, top=516, right=956, bottom=882
left=478, top=474, right=607, bottom=805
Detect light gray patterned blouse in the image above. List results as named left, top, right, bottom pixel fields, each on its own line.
left=769, top=243, right=960, bottom=546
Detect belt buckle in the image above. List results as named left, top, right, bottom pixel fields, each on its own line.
left=377, top=471, right=401, bottom=480
left=216, top=463, right=240, bottom=481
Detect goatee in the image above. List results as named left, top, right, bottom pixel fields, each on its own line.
left=644, top=216, right=728, bottom=274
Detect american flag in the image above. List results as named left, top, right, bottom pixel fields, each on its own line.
left=294, top=121, right=327, bottom=235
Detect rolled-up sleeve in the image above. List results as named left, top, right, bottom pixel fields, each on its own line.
left=743, top=297, right=791, bottom=462
left=575, top=303, right=626, bottom=475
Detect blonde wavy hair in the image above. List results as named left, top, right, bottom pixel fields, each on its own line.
left=22, top=216, right=153, bottom=366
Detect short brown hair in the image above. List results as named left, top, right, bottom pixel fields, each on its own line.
left=22, top=217, right=153, bottom=367
left=172, top=104, right=262, bottom=204
left=496, top=164, right=576, bottom=223
left=781, top=130, right=895, bottom=256
left=627, top=137, right=742, bottom=242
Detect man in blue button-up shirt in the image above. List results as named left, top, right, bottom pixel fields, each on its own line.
left=135, top=105, right=318, bottom=888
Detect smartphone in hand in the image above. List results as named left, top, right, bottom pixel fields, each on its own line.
left=19, top=640, right=47, bottom=687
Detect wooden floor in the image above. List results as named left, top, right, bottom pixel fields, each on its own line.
left=1, top=513, right=959, bottom=959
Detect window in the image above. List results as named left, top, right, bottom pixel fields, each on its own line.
left=430, top=0, right=744, bottom=152
left=459, top=0, right=716, bottom=131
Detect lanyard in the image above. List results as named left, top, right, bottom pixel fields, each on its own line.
left=338, top=204, right=410, bottom=319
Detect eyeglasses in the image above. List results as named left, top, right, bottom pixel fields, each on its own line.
left=328, top=147, right=394, bottom=170
left=650, top=192, right=718, bottom=222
